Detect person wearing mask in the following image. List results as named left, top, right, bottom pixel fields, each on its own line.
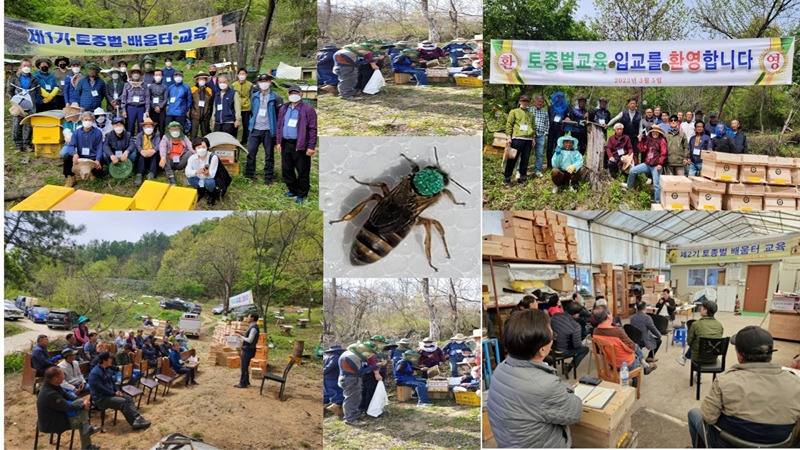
left=103, top=117, right=136, bottom=170
left=729, top=119, right=748, bottom=154
left=211, top=74, right=241, bottom=137
left=165, top=70, right=192, bottom=127
left=608, top=98, right=642, bottom=162
left=63, top=60, right=83, bottom=107
left=90, top=107, right=112, bottom=136
left=88, top=352, right=151, bottom=430
left=418, top=337, right=446, bottom=372
left=64, top=112, right=105, bottom=187
left=605, top=123, right=634, bottom=178
left=185, top=137, right=221, bottom=205
left=190, top=72, right=213, bottom=139
left=551, top=135, right=588, bottom=194
left=120, top=64, right=150, bottom=135
left=684, top=121, right=712, bottom=176
left=162, top=57, right=176, bottom=88
left=234, top=313, right=260, bottom=388
left=158, top=122, right=194, bottom=185
left=664, top=114, right=689, bottom=175
left=277, top=84, right=317, bottom=204
left=711, top=123, right=736, bottom=153
left=133, top=117, right=161, bottom=185
left=33, top=58, right=59, bottom=113
left=105, top=68, right=125, bottom=119
left=246, top=74, right=283, bottom=185
left=233, top=68, right=253, bottom=145
left=75, top=62, right=106, bottom=112
left=623, top=126, right=667, bottom=203
left=148, top=69, right=169, bottom=136
left=51, top=56, right=70, bottom=109
left=207, top=65, right=219, bottom=95
left=37, top=366, right=100, bottom=450
left=7, top=59, right=41, bottom=152
left=141, top=55, right=157, bottom=86
left=116, top=60, right=129, bottom=83
left=571, top=96, right=589, bottom=154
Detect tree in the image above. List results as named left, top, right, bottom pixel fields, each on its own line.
left=4, top=212, right=85, bottom=269
left=250, top=0, right=279, bottom=70
left=419, top=0, right=441, bottom=42
left=590, top=0, right=687, bottom=41
left=421, top=278, right=440, bottom=340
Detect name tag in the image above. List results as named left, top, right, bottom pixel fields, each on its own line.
left=287, top=118, right=298, bottom=128
left=152, top=97, right=159, bottom=103
left=599, top=119, right=606, bottom=125
left=60, top=80, right=65, bottom=86
left=166, top=77, right=172, bottom=82
left=217, top=104, right=223, bottom=111
left=132, top=96, right=140, bottom=103
left=45, top=84, right=52, bottom=90
left=91, top=90, right=99, bottom=97
left=81, top=147, right=90, bottom=156
left=198, top=101, right=205, bottom=108
left=113, top=93, right=119, bottom=100
left=519, top=124, right=529, bottom=131
left=693, top=148, right=701, bottom=156
left=115, top=151, right=122, bottom=158
left=199, top=178, right=205, bottom=187
left=170, top=97, right=176, bottom=103
left=554, top=115, right=561, bottom=123
left=710, top=133, right=717, bottom=138
left=172, top=156, right=180, bottom=163
left=617, top=149, right=624, bottom=155
left=258, top=109, right=267, bottom=117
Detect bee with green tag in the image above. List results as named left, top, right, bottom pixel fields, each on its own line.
left=329, top=147, right=470, bottom=272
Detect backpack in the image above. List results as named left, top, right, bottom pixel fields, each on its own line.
left=211, top=154, right=232, bottom=199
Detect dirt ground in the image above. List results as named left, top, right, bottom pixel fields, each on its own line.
left=4, top=324, right=324, bottom=450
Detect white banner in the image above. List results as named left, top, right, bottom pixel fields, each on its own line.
left=490, top=37, right=795, bottom=87
left=229, top=290, right=254, bottom=308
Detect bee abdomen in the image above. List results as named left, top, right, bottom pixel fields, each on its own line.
left=351, top=227, right=405, bottom=265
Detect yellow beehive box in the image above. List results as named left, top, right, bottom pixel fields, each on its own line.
left=156, top=186, right=198, bottom=210
left=90, top=194, right=135, bottom=210
left=34, top=143, right=61, bottom=159
left=133, top=180, right=170, bottom=211
left=29, top=115, right=63, bottom=145
left=51, top=190, right=104, bottom=210
left=10, top=185, right=75, bottom=211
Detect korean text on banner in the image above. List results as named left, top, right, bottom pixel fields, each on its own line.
left=5, top=11, right=241, bottom=56
left=490, top=37, right=794, bottom=87
left=666, top=234, right=800, bottom=265
left=229, top=290, right=254, bottom=308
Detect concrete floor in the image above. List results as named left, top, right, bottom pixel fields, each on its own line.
left=482, top=312, right=800, bottom=448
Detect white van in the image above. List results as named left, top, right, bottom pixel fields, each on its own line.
left=179, top=313, right=202, bottom=337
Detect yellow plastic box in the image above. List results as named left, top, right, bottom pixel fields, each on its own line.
left=30, top=115, right=63, bottom=145
left=133, top=180, right=170, bottom=210
left=34, top=143, right=61, bottom=159
left=90, top=194, right=134, bottom=210
left=10, top=185, right=75, bottom=211
left=156, top=185, right=198, bottom=210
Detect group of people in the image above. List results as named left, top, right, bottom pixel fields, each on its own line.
left=323, top=332, right=481, bottom=426
left=7, top=55, right=317, bottom=205
left=502, top=94, right=750, bottom=202
left=318, top=37, right=482, bottom=98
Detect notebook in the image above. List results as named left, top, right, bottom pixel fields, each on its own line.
left=573, top=384, right=616, bottom=409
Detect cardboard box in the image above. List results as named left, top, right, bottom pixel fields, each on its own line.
left=553, top=231, right=567, bottom=243
left=660, top=175, right=692, bottom=210
left=534, top=215, right=548, bottom=226
left=545, top=211, right=559, bottom=220
left=724, top=194, right=764, bottom=211
left=766, top=156, right=796, bottom=185
left=504, top=211, right=534, bottom=220
left=700, top=151, right=741, bottom=182
left=503, top=216, right=533, bottom=230
left=764, top=185, right=799, bottom=211
left=502, top=219, right=534, bottom=241
left=482, top=240, right=503, bottom=257
left=516, top=249, right=537, bottom=260
left=550, top=273, right=574, bottom=291
left=739, top=154, right=768, bottom=184
left=484, top=234, right=517, bottom=258
left=554, top=242, right=568, bottom=252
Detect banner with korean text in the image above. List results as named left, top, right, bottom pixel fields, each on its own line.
left=490, top=37, right=794, bottom=87
left=4, top=11, right=241, bottom=57
left=666, top=233, right=800, bottom=265
left=229, top=290, right=254, bottom=308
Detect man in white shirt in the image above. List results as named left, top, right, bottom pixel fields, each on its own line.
left=58, top=349, right=89, bottom=395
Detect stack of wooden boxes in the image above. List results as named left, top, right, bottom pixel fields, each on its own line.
left=213, top=143, right=241, bottom=177
left=591, top=263, right=614, bottom=307
left=209, top=321, right=250, bottom=366
left=483, top=211, right=578, bottom=262
left=250, top=334, right=269, bottom=377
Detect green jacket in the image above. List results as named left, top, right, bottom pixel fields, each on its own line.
left=505, top=108, right=535, bottom=139
left=688, top=316, right=724, bottom=363
left=664, top=129, right=688, bottom=166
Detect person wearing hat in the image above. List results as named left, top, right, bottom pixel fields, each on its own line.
left=148, top=68, right=169, bottom=136
left=504, top=94, right=548, bottom=185
left=63, top=60, right=84, bottom=106
left=676, top=300, right=724, bottom=367
left=688, top=326, right=800, bottom=448
left=623, top=125, right=667, bottom=203
left=355, top=42, right=385, bottom=92
left=317, top=44, right=340, bottom=89
left=417, top=40, right=445, bottom=63
left=546, top=91, right=573, bottom=168
left=277, top=84, right=317, bottom=203
left=589, top=97, right=611, bottom=137
left=443, top=37, right=473, bottom=67
left=165, top=69, right=193, bottom=128
left=391, top=338, right=412, bottom=365
left=103, top=116, right=136, bottom=170
left=74, top=62, right=106, bottom=112
left=333, top=44, right=378, bottom=99
left=190, top=71, right=214, bottom=139
left=91, top=107, right=113, bottom=136
left=246, top=73, right=283, bottom=184
left=141, top=55, right=157, bottom=86
left=33, top=57, right=59, bottom=113
left=58, top=348, right=90, bottom=395
left=7, top=59, right=41, bottom=152
left=684, top=120, right=711, bottom=176
left=387, top=41, right=410, bottom=60
left=105, top=67, right=125, bottom=117
left=64, top=112, right=106, bottom=187
left=162, top=57, right=176, bottom=88
left=443, top=333, right=472, bottom=377
left=51, top=56, right=71, bottom=109
left=337, top=342, right=383, bottom=424
left=391, top=48, right=431, bottom=88
left=134, top=116, right=162, bottom=185
left=210, top=74, right=242, bottom=138
left=711, top=122, right=735, bottom=153
left=323, top=345, right=346, bottom=415
left=394, top=350, right=433, bottom=407
left=38, top=366, right=101, bottom=450
left=159, top=121, right=194, bottom=185
left=418, top=337, right=446, bottom=374
left=120, top=64, right=150, bottom=135
left=571, top=96, right=589, bottom=154
left=550, top=135, right=587, bottom=193
left=360, top=335, right=389, bottom=413
left=74, top=316, right=91, bottom=345
left=233, top=68, right=254, bottom=145
left=605, top=123, right=634, bottom=177
left=664, top=114, right=689, bottom=175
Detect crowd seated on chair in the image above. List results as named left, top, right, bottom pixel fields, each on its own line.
left=37, top=366, right=100, bottom=450
left=87, top=352, right=151, bottom=431
left=591, top=306, right=657, bottom=375
left=550, top=301, right=590, bottom=376
left=676, top=300, right=724, bottom=366
left=630, top=301, right=662, bottom=363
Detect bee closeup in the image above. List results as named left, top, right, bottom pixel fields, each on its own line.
left=329, top=148, right=470, bottom=272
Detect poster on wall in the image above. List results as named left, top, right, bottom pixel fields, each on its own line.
left=666, top=234, right=800, bottom=265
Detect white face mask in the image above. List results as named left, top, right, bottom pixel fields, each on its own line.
left=165, top=61, right=172, bottom=67
left=21, top=67, right=31, bottom=74
left=154, top=76, right=162, bottom=82
left=119, top=67, right=127, bottom=73
left=174, top=77, right=183, bottom=84
left=258, top=82, right=270, bottom=90
left=72, top=67, right=81, bottom=74
left=238, top=75, right=247, bottom=81
left=143, top=127, right=154, bottom=135
left=170, top=131, right=180, bottom=138
left=196, top=147, right=208, bottom=157
left=114, top=126, right=124, bottom=134
left=82, top=121, right=93, bottom=129
left=198, top=80, right=206, bottom=87
left=97, top=116, right=106, bottom=123
left=218, top=83, right=228, bottom=90
left=111, top=73, right=119, bottom=80
left=288, top=94, right=302, bottom=103
left=131, top=73, right=140, bottom=80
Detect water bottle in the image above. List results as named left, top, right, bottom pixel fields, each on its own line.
left=620, top=361, right=630, bottom=392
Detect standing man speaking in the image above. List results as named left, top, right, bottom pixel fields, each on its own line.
left=234, top=313, right=260, bottom=388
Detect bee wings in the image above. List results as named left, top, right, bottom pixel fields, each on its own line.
left=367, top=176, right=442, bottom=233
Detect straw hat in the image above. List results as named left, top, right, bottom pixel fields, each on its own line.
left=450, top=333, right=466, bottom=342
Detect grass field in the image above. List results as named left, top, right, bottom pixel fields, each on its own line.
left=3, top=321, right=26, bottom=337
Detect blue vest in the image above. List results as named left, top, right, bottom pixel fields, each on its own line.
left=214, top=89, right=236, bottom=124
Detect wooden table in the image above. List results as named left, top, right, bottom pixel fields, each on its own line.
left=570, top=380, right=636, bottom=448
left=768, top=310, right=800, bottom=342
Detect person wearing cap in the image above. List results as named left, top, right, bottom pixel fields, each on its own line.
left=63, top=60, right=84, bottom=106
left=74, top=316, right=91, bottom=345
left=64, top=112, right=106, bottom=187
left=391, top=338, right=412, bottom=365
left=688, top=326, right=800, bottom=448
left=141, top=55, right=157, bottom=86
left=159, top=121, right=194, bottom=185
left=711, top=122, right=736, bottom=153
left=418, top=337, right=446, bottom=373
left=684, top=120, right=712, bottom=176
left=391, top=48, right=431, bottom=87
left=387, top=41, right=410, bottom=60
left=333, top=44, right=379, bottom=99
left=233, top=68, right=254, bottom=145
left=676, top=300, right=724, bottom=366
left=190, top=71, right=214, bottom=139
left=550, top=135, right=588, bottom=194
left=105, top=67, right=125, bottom=118
left=443, top=37, right=473, bottom=67
left=505, top=94, right=548, bottom=185
left=165, top=70, right=193, bottom=127
left=91, top=107, right=113, bottom=136
left=546, top=92, right=573, bottom=168
left=38, top=366, right=101, bottom=450
left=247, top=73, right=283, bottom=184
left=589, top=97, right=611, bottom=136
left=277, top=84, right=318, bottom=204
left=120, top=64, right=150, bottom=135
left=103, top=116, right=136, bottom=169
left=571, top=96, right=589, bottom=154
left=33, top=57, right=59, bottom=113
left=323, top=345, right=346, bottom=416
left=705, top=112, right=725, bottom=137
left=58, top=349, right=90, bottom=395
left=75, top=62, right=106, bottom=111
left=134, top=116, right=162, bottom=185
left=360, top=335, right=389, bottom=413
left=51, top=56, right=71, bottom=109
left=417, top=40, right=445, bottom=63
left=664, top=114, right=689, bottom=175
left=395, top=350, right=433, bottom=407
left=211, top=74, right=242, bottom=137
left=162, top=57, right=176, bottom=88
left=623, top=125, right=667, bottom=203
left=443, top=333, right=472, bottom=377
left=605, top=123, right=634, bottom=177
left=337, top=342, right=382, bottom=424
left=148, top=68, right=169, bottom=136
left=7, top=59, right=40, bottom=152
left=317, top=44, right=340, bottom=89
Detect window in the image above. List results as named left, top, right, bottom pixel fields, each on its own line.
left=567, top=266, right=592, bottom=294
left=688, top=269, right=706, bottom=287
left=688, top=268, right=726, bottom=287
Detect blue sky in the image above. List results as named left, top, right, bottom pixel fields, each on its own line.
left=65, top=211, right=231, bottom=245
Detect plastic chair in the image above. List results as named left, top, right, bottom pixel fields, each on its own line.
left=592, top=336, right=642, bottom=399
left=690, top=337, right=730, bottom=401
left=260, top=358, right=295, bottom=400
left=672, top=326, right=687, bottom=348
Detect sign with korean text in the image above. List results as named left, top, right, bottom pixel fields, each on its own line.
left=490, top=38, right=794, bottom=87
left=666, top=234, right=800, bottom=265
left=229, top=290, right=254, bottom=308
left=5, top=12, right=241, bottom=56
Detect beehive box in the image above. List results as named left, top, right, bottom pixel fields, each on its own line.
left=724, top=184, right=765, bottom=211
left=764, top=185, right=799, bottom=211
left=34, top=143, right=61, bottom=159
left=766, top=156, right=796, bottom=186
left=10, top=185, right=75, bottom=211
left=51, top=189, right=104, bottom=210
left=570, top=381, right=635, bottom=449
left=156, top=185, right=198, bottom=211
left=793, top=158, right=800, bottom=185
left=690, top=176, right=726, bottom=210
left=226, top=356, right=241, bottom=369
left=492, top=132, right=508, bottom=148
left=223, top=162, right=240, bottom=177
left=739, top=154, right=769, bottom=184
left=427, top=378, right=450, bottom=392
left=700, top=151, right=741, bottom=182
left=213, top=144, right=239, bottom=164
left=29, top=114, right=64, bottom=145
left=133, top=180, right=170, bottom=211
left=660, top=175, right=692, bottom=210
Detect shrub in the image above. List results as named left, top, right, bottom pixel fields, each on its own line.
left=748, top=135, right=781, bottom=156
left=5, top=352, right=25, bottom=374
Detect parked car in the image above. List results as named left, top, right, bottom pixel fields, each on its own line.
left=46, top=309, right=80, bottom=330
left=212, top=304, right=224, bottom=315
left=25, top=305, right=39, bottom=318
left=162, top=298, right=189, bottom=312
left=179, top=313, right=202, bottom=337
left=31, top=307, right=50, bottom=323
left=186, top=302, right=202, bottom=314
left=230, top=304, right=260, bottom=320
left=4, top=301, right=24, bottom=320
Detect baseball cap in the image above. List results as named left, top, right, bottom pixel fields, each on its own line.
left=731, top=326, right=775, bottom=356
left=257, top=73, right=274, bottom=81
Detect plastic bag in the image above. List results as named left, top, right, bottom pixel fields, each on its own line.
left=366, top=380, right=388, bottom=417
left=362, top=70, right=385, bottom=95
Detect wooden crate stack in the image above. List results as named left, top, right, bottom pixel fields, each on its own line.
left=483, top=211, right=577, bottom=263
left=209, top=321, right=249, bottom=366
left=591, top=262, right=614, bottom=307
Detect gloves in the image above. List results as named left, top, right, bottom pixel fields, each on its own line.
left=566, top=165, right=576, bottom=174
left=40, top=87, right=59, bottom=103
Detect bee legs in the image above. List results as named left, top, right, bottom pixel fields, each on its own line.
left=399, top=153, right=420, bottom=171
left=328, top=194, right=384, bottom=224
left=349, top=176, right=391, bottom=195
left=442, top=189, right=466, bottom=206
left=416, top=216, right=451, bottom=272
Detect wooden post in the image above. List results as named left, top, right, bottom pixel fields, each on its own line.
left=293, top=340, right=305, bottom=360
left=586, top=122, right=608, bottom=189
